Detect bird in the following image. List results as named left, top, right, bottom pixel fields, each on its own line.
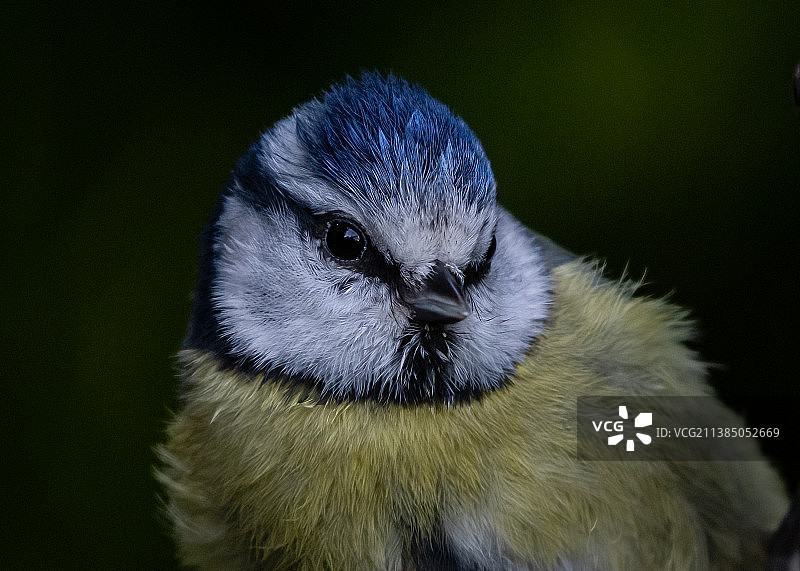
left=157, top=72, right=788, bottom=570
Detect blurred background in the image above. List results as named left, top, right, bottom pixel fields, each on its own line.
left=4, top=2, right=799, bottom=568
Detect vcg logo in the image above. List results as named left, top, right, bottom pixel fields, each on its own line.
left=592, top=405, right=653, bottom=451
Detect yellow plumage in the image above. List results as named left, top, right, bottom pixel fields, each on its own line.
left=158, top=261, right=786, bottom=569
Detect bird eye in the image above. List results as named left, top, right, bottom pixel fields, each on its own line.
left=325, top=219, right=366, bottom=260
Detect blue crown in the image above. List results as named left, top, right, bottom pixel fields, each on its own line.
left=296, top=72, right=496, bottom=210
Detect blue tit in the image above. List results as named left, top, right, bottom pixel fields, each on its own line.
left=157, top=73, right=788, bottom=570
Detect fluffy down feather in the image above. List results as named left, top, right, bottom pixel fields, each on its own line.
left=157, top=261, right=786, bottom=570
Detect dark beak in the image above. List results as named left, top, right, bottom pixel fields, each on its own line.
left=404, top=261, right=471, bottom=324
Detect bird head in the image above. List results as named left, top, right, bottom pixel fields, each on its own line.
left=185, top=73, right=551, bottom=404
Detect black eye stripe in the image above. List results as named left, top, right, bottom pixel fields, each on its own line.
left=463, top=234, right=496, bottom=286
left=485, top=235, right=497, bottom=262
left=313, top=211, right=494, bottom=290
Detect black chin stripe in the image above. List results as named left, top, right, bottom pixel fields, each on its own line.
left=383, top=325, right=463, bottom=404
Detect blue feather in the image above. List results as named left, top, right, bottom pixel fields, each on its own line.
left=295, top=72, right=496, bottom=210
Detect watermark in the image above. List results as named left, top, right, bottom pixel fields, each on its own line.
left=576, top=396, right=783, bottom=461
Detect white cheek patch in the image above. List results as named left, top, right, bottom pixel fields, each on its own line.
left=213, top=195, right=408, bottom=397
left=439, top=207, right=551, bottom=392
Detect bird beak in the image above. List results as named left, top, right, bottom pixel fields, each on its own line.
left=404, top=261, right=471, bottom=324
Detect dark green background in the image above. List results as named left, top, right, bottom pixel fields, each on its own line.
left=5, top=3, right=799, bottom=568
